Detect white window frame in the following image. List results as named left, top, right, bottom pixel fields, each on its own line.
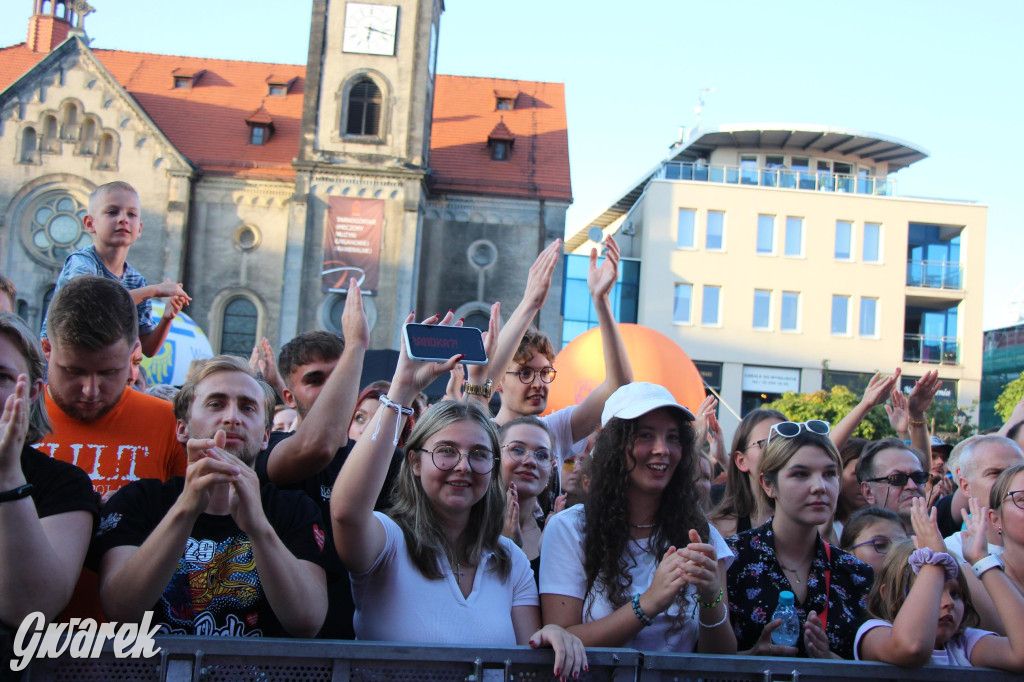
left=781, top=291, right=801, bottom=333
left=835, top=220, right=854, bottom=261
left=677, top=208, right=696, bottom=249
left=753, top=289, right=773, bottom=331
left=705, top=210, right=726, bottom=251
left=784, top=216, right=804, bottom=258
left=756, top=214, right=776, bottom=256
left=859, top=297, right=879, bottom=337
left=831, top=294, right=851, bottom=336
left=673, top=283, right=693, bottom=325
left=701, top=285, right=722, bottom=327
left=863, top=222, right=883, bottom=263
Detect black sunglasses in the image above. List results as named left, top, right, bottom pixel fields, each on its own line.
left=866, top=471, right=931, bottom=487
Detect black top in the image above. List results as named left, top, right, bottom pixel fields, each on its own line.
left=21, top=444, right=98, bottom=520
left=253, top=431, right=402, bottom=639
left=934, top=494, right=960, bottom=538
left=94, top=477, right=336, bottom=638
left=726, top=519, right=873, bottom=659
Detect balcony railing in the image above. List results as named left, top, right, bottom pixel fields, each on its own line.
left=904, top=334, right=960, bottom=365
left=659, top=161, right=894, bottom=195
left=906, top=259, right=962, bottom=289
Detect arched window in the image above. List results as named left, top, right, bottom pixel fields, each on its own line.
left=96, top=132, right=117, bottom=170
left=42, top=115, right=58, bottom=152
left=220, top=297, right=258, bottom=356
left=20, top=128, right=37, bottom=163
left=345, top=78, right=382, bottom=137
left=80, top=117, right=97, bottom=154
left=39, top=286, right=55, bottom=335
left=61, top=102, right=78, bottom=140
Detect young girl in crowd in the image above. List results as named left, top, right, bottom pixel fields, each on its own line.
left=499, top=416, right=558, bottom=578
left=540, top=382, right=736, bottom=653
left=839, top=506, right=908, bottom=576
left=856, top=498, right=1024, bottom=671
left=710, top=409, right=785, bottom=538
left=727, top=421, right=873, bottom=659
left=330, top=314, right=585, bottom=678
left=988, top=463, right=1024, bottom=592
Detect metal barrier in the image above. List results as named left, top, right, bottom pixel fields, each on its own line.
left=22, top=637, right=1021, bottom=681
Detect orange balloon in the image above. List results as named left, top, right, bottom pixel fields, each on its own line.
left=544, top=323, right=706, bottom=416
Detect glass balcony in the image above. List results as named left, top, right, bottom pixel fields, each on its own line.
left=904, top=334, right=959, bottom=365
left=906, top=260, right=962, bottom=289
left=659, top=162, right=894, bottom=195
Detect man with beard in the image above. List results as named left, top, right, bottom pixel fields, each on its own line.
left=36, top=276, right=184, bottom=499
left=94, top=356, right=332, bottom=637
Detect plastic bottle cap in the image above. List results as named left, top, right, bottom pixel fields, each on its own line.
left=778, top=590, right=795, bottom=606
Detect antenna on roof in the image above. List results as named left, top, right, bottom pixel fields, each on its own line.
left=694, top=86, right=715, bottom=132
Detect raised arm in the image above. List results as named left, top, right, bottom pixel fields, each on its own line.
left=906, top=371, right=940, bottom=469
left=330, top=312, right=460, bottom=574
left=0, top=377, right=92, bottom=625
left=831, top=370, right=899, bottom=449
left=568, top=236, right=633, bottom=442
left=266, top=280, right=369, bottom=485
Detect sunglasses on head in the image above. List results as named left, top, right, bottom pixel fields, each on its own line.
left=865, top=471, right=931, bottom=487
left=765, top=420, right=831, bottom=447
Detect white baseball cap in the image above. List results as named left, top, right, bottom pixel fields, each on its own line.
left=600, top=382, right=695, bottom=426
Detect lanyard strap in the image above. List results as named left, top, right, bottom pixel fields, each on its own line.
left=821, top=540, right=831, bottom=633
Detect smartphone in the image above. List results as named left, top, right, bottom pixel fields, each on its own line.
left=403, top=323, right=488, bottom=365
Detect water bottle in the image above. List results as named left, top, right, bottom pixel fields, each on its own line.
left=770, top=590, right=800, bottom=647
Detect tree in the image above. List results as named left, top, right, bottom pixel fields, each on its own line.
left=995, top=371, right=1024, bottom=424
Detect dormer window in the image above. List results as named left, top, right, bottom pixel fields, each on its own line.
left=487, top=119, right=515, bottom=162
left=494, top=89, right=518, bottom=111
left=266, top=75, right=297, bottom=97
left=246, top=106, right=275, bottom=145
left=171, top=68, right=205, bottom=90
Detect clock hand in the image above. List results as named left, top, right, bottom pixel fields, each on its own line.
left=368, top=26, right=394, bottom=37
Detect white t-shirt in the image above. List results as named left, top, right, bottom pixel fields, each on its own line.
left=351, top=512, right=538, bottom=645
left=942, top=531, right=1004, bottom=565
left=541, top=405, right=588, bottom=465
left=539, top=504, right=734, bottom=652
left=854, top=618, right=994, bottom=665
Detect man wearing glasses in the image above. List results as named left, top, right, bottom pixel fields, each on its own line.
left=856, top=438, right=930, bottom=513
left=943, top=436, right=1023, bottom=564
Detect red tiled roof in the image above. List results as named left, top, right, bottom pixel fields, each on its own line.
left=0, top=43, right=571, bottom=199
left=430, top=75, right=571, bottom=201
left=487, top=119, right=515, bottom=142
left=245, top=105, right=274, bottom=126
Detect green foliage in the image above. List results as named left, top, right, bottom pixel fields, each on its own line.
left=765, top=388, right=977, bottom=444
left=766, top=386, right=892, bottom=440
left=995, top=372, right=1024, bottom=423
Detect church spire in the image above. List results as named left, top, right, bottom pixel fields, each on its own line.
left=27, top=0, right=94, bottom=53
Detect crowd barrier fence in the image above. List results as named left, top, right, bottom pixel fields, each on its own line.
left=21, top=636, right=1022, bottom=682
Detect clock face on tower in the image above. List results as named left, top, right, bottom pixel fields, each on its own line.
left=343, top=3, right=399, bottom=56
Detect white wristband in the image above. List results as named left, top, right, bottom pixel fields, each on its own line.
left=971, top=554, right=1004, bottom=579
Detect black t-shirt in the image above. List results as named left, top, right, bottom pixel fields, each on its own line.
left=254, top=432, right=402, bottom=639
left=934, top=493, right=960, bottom=538
left=94, top=477, right=335, bottom=638
left=20, top=444, right=98, bottom=520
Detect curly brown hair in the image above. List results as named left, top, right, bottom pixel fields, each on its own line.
left=581, top=411, right=708, bottom=630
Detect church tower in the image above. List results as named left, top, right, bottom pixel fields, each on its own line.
left=283, top=0, right=443, bottom=347
left=27, top=0, right=92, bottom=53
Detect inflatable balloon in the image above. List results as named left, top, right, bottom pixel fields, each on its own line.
left=139, top=301, right=214, bottom=387
left=544, top=323, right=706, bottom=416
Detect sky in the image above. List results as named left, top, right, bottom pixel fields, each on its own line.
left=2, top=0, right=1022, bottom=330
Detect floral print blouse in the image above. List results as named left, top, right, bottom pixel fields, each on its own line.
left=726, top=519, right=873, bottom=659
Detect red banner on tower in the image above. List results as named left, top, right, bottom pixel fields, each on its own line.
left=321, top=197, right=383, bottom=294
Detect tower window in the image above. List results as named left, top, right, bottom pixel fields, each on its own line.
left=491, top=141, right=509, bottom=161
left=345, top=78, right=382, bottom=137
left=250, top=126, right=267, bottom=145
left=496, top=98, right=513, bottom=110
left=173, top=76, right=191, bottom=89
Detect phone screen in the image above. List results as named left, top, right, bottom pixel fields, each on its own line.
left=404, top=324, right=488, bottom=364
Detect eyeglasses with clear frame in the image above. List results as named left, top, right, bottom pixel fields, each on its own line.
left=865, top=471, right=931, bottom=488
left=502, top=442, right=553, bottom=468
left=505, top=367, right=557, bottom=384
left=850, top=537, right=896, bottom=555
left=1005, top=490, right=1024, bottom=510
left=417, top=444, right=495, bottom=474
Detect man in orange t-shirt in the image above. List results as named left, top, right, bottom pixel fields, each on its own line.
left=34, top=276, right=185, bottom=622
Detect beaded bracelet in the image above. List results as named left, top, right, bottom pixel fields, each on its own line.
left=698, top=607, right=729, bottom=629
left=698, top=588, right=723, bottom=610
left=631, top=594, right=653, bottom=627
left=371, top=395, right=414, bottom=445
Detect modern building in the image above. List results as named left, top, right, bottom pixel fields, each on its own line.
left=565, top=124, right=986, bottom=437
left=981, top=322, right=1024, bottom=431
left=0, top=0, right=570, bottom=356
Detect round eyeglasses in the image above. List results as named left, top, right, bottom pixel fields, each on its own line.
left=1005, top=490, right=1024, bottom=510
left=418, top=445, right=495, bottom=474
left=506, top=367, right=557, bottom=384
left=765, top=420, right=831, bottom=447
left=502, top=442, right=553, bottom=467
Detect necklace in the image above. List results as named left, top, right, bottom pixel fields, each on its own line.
left=778, top=563, right=804, bottom=584
left=452, top=562, right=464, bottom=581
left=631, top=522, right=656, bottom=529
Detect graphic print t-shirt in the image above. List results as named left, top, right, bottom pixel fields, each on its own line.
left=95, top=477, right=335, bottom=638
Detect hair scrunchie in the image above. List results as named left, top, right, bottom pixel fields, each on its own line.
left=908, top=547, right=959, bottom=581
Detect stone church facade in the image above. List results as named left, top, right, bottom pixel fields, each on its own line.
left=0, top=0, right=571, bottom=355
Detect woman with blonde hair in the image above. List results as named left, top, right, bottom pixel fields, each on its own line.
left=330, top=313, right=585, bottom=677
left=727, top=421, right=873, bottom=658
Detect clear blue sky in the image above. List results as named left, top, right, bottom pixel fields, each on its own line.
left=2, top=0, right=1020, bottom=330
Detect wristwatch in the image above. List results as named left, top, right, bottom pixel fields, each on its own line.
left=971, top=554, right=1004, bottom=579
left=0, top=483, right=33, bottom=503
left=464, top=380, right=493, bottom=399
